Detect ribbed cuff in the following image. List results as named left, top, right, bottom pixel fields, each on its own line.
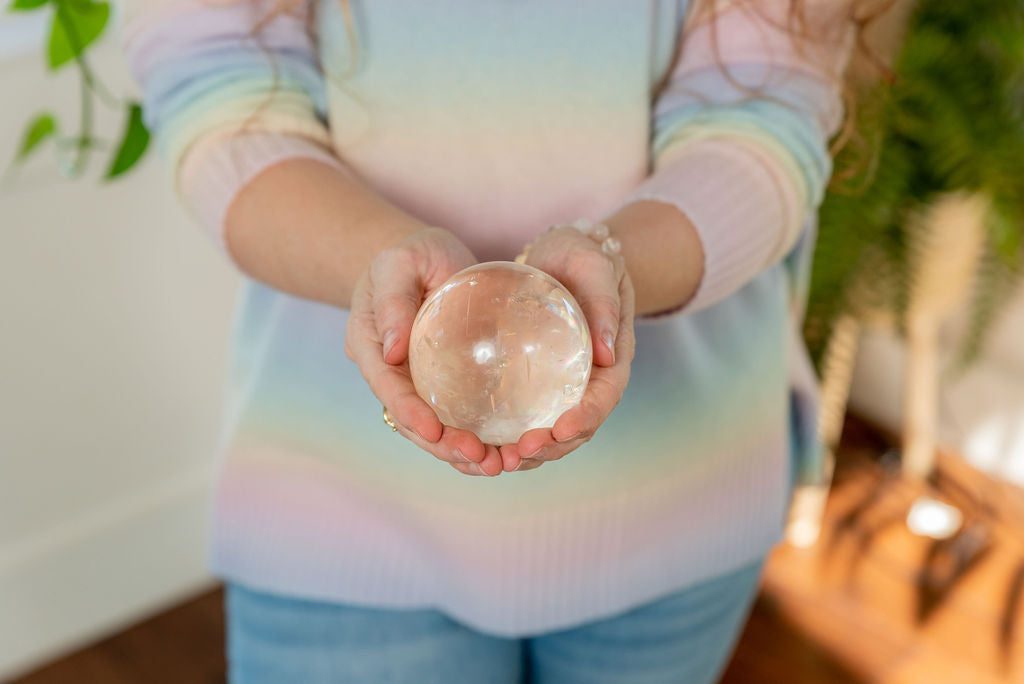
left=179, top=132, right=350, bottom=256
left=610, top=137, right=803, bottom=319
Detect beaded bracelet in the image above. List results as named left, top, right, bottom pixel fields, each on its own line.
left=514, top=217, right=622, bottom=265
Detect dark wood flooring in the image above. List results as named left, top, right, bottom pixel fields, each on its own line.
left=13, top=417, right=1024, bottom=683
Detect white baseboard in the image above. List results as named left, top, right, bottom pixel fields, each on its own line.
left=0, top=466, right=216, bottom=681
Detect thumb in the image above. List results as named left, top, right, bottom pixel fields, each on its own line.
left=371, top=250, right=425, bottom=366
left=561, top=249, right=624, bottom=368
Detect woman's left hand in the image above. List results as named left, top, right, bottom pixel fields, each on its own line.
left=501, top=224, right=637, bottom=472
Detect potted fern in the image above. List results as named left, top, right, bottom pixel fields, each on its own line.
left=791, top=0, right=1024, bottom=544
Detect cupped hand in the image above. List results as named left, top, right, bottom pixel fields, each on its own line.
left=345, top=226, right=505, bottom=476
left=499, top=224, right=637, bottom=473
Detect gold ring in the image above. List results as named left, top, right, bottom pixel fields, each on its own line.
left=382, top=405, right=398, bottom=431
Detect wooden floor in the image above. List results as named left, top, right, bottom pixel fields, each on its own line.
left=14, top=418, right=1024, bottom=683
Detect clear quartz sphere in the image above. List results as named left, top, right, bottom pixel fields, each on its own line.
left=408, top=261, right=592, bottom=445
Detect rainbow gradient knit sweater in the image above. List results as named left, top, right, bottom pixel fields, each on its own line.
left=123, top=0, right=853, bottom=635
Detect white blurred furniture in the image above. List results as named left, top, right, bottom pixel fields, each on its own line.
left=849, top=282, right=1024, bottom=488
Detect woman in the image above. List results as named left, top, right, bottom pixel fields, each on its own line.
left=123, top=0, right=854, bottom=681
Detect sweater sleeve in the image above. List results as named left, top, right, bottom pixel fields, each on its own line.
left=122, top=0, right=350, bottom=254
left=609, top=0, right=855, bottom=318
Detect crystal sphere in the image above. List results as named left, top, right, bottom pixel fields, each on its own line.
left=408, top=261, right=592, bottom=445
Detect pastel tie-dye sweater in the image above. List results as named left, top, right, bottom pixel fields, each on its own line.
left=123, top=0, right=853, bottom=635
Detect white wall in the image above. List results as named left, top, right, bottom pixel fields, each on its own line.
left=0, top=25, right=240, bottom=679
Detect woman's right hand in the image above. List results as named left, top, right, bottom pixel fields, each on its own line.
left=345, top=227, right=506, bottom=476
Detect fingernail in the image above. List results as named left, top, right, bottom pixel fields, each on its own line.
left=452, top=448, right=467, bottom=462
left=601, top=330, right=615, bottom=363
left=513, top=459, right=524, bottom=472
left=525, top=447, right=547, bottom=460
left=555, top=431, right=584, bottom=443
left=382, top=330, right=398, bottom=358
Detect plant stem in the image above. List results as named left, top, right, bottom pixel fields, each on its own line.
left=56, top=136, right=110, bottom=151
left=54, top=1, right=94, bottom=175
left=54, top=0, right=120, bottom=107
left=73, top=59, right=93, bottom=175
left=72, top=46, right=120, bottom=109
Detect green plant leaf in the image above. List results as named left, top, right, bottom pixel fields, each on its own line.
left=105, top=103, right=150, bottom=180
left=47, top=0, right=109, bottom=70
left=15, top=113, right=57, bottom=161
left=9, top=0, right=50, bottom=11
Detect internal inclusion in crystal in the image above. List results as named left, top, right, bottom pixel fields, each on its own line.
left=408, top=261, right=593, bottom=445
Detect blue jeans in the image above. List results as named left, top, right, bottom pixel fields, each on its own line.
left=225, top=559, right=764, bottom=683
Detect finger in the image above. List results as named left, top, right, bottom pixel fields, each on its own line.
left=551, top=364, right=628, bottom=443
left=507, top=270, right=635, bottom=462
left=549, top=271, right=634, bottom=444
left=451, top=461, right=487, bottom=476
left=616, top=270, right=638, bottom=365
left=514, top=459, right=545, bottom=472
left=425, top=425, right=488, bottom=464
left=350, top=287, right=489, bottom=458
left=576, top=250, right=627, bottom=368
left=369, top=250, right=424, bottom=366
left=499, top=443, right=523, bottom=472
left=452, top=445, right=504, bottom=476
left=375, top=366, right=444, bottom=443
left=531, top=433, right=588, bottom=462
left=537, top=245, right=623, bottom=368
left=444, top=426, right=487, bottom=463
left=513, top=426, right=590, bottom=470
left=517, top=417, right=594, bottom=460
left=391, top=420, right=489, bottom=468
left=516, top=427, right=555, bottom=462
left=347, top=306, right=444, bottom=442
left=520, top=433, right=587, bottom=467
left=477, top=444, right=505, bottom=477
left=514, top=271, right=635, bottom=454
